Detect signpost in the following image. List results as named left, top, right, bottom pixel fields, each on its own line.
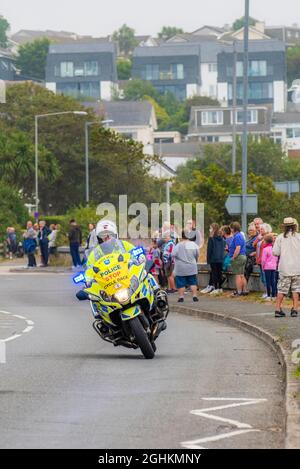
left=274, top=181, right=299, bottom=199
left=225, top=194, right=258, bottom=216
left=0, top=80, right=6, bottom=104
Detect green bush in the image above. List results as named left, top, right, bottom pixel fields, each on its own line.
left=0, top=183, right=28, bottom=242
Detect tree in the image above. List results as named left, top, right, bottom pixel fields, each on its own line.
left=232, top=16, right=257, bottom=31
left=112, top=24, right=138, bottom=56
left=117, top=57, right=132, bottom=80
left=123, top=79, right=158, bottom=101
left=0, top=15, right=10, bottom=48
left=158, top=26, right=184, bottom=40
left=287, top=46, right=300, bottom=86
left=16, top=38, right=50, bottom=80
left=0, top=182, right=28, bottom=241
left=0, top=127, right=60, bottom=199
left=1, top=82, right=160, bottom=213
left=197, top=138, right=287, bottom=180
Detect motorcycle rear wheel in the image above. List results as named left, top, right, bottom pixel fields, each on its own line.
left=130, top=317, right=155, bottom=359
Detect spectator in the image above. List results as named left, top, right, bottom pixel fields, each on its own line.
left=230, top=222, right=247, bottom=296
left=253, top=218, right=264, bottom=234
left=68, top=219, right=82, bottom=269
left=85, top=223, right=97, bottom=259
left=48, top=224, right=58, bottom=257
left=273, top=218, right=300, bottom=318
left=244, top=223, right=258, bottom=284
left=6, top=227, right=17, bottom=260
left=222, top=225, right=233, bottom=273
left=23, top=221, right=37, bottom=268
left=172, top=230, right=199, bottom=303
left=38, top=220, right=51, bottom=267
left=253, top=223, right=273, bottom=298
left=207, top=223, right=226, bottom=295
left=185, top=219, right=204, bottom=248
left=162, top=231, right=176, bottom=293
left=147, top=239, right=161, bottom=285
left=261, top=234, right=278, bottom=301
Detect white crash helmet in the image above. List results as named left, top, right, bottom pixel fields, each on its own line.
left=96, top=220, right=118, bottom=242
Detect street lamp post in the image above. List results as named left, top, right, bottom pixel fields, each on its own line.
left=34, top=111, right=87, bottom=215
left=241, top=0, right=250, bottom=233
left=85, top=119, right=114, bottom=206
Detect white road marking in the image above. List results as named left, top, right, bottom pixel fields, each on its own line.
left=182, top=429, right=258, bottom=448
left=0, top=341, right=6, bottom=363
left=0, top=311, right=35, bottom=352
left=190, top=411, right=252, bottom=429
left=181, top=398, right=267, bottom=449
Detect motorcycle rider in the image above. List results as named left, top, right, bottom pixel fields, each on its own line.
left=77, top=219, right=168, bottom=330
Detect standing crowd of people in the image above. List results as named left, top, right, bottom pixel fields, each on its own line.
left=3, top=214, right=300, bottom=318
left=202, top=217, right=300, bottom=318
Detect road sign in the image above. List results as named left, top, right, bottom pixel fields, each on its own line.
left=274, top=181, right=299, bottom=199
left=0, top=80, right=6, bottom=104
left=225, top=194, right=258, bottom=215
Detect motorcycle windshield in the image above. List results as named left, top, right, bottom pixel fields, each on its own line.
left=93, top=253, right=131, bottom=295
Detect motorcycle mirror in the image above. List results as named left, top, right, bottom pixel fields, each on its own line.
left=93, top=267, right=100, bottom=274
left=76, top=290, right=89, bottom=301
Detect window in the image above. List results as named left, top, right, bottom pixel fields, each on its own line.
left=208, top=63, right=217, bottom=73
left=202, top=111, right=223, bottom=125
left=84, top=61, right=98, bottom=76
left=74, top=65, right=84, bottom=77
left=236, top=60, right=267, bottom=77
left=141, top=64, right=159, bottom=80
left=271, top=131, right=283, bottom=145
left=56, top=81, right=100, bottom=99
left=156, top=84, right=186, bottom=100
left=209, top=85, right=217, bottom=97
left=171, top=64, right=184, bottom=79
left=232, top=109, right=258, bottom=124
left=286, top=128, right=300, bottom=139
left=60, top=62, right=74, bottom=77
left=0, top=60, right=9, bottom=71
left=229, top=82, right=273, bottom=100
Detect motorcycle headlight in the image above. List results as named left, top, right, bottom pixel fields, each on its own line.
left=100, top=290, right=111, bottom=302
left=114, top=288, right=130, bottom=304
left=130, top=275, right=139, bottom=294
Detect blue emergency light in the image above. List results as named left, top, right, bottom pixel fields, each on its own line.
left=73, top=272, right=86, bottom=284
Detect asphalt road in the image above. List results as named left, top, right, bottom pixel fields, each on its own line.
left=0, top=273, right=284, bottom=449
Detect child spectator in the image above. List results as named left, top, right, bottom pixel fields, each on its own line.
left=261, top=234, right=278, bottom=300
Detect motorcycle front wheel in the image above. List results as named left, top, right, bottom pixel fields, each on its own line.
left=130, top=317, right=155, bottom=359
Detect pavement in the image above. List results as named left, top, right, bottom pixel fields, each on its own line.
left=168, top=292, right=300, bottom=449
left=0, top=274, right=285, bottom=449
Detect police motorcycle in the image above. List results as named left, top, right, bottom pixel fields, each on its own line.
left=74, top=247, right=169, bottom=359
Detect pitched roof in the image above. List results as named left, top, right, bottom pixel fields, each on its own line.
left=166, top=33, right=218, bottom=44
left=220, top=26, right=271, bottom=42
left=191, top=25, right=225, bottom=36
left=84, top=100, right=156, bottom=127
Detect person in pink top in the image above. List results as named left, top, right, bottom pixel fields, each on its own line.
left=261, top=234, right=278, bottom=300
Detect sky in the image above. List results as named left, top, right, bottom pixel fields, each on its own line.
left=1, top=0, right=300, bottom=37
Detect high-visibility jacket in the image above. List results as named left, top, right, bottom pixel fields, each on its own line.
left=85, top=238, right=135, bottom=281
